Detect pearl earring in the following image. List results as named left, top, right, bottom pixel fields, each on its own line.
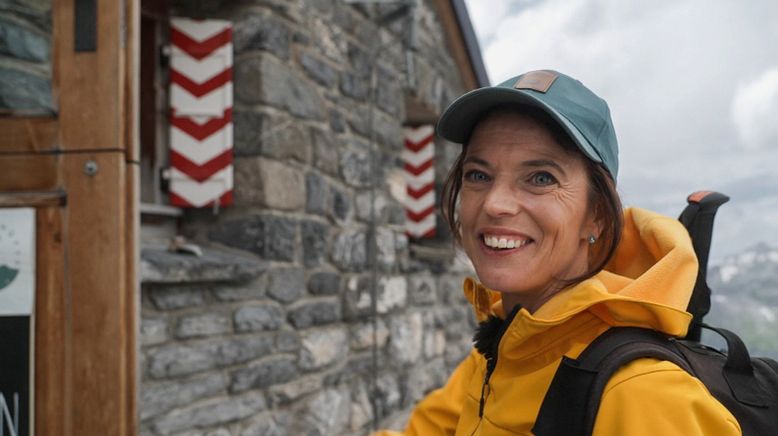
left=588, top=234, right=597, bottom=244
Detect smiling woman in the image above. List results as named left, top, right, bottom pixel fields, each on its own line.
left=374, top=70, right=742, bottom=435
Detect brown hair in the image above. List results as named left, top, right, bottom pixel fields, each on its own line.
left=440, top=106, right=623, bottom=285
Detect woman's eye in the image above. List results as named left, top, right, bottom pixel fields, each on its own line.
left=530, top=171, right=557, bottom=186
left=464, top=170, right=490, bottom=183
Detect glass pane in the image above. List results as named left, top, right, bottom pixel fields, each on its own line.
left=0, top=0, right=53, bottom=115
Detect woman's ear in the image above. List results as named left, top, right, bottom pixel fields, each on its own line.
left=584, top=202, right=605, bottom=241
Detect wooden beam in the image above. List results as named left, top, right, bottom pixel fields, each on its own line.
left=49, top=0, right=138, bottom=434
left=35, top=206, right=70, bottom=436
left=0, top=155, right=60, bottom=192
left=431, top=0, right=479, bottom=90
left=123, top=0, right=140, bottom=433
left=0, top=117, right=59, bottom=153
left=56, top=0, right=124, bottom=152
left=0, top=190, right=66, bottom=208
left=62, top=152, right=129, bottom=435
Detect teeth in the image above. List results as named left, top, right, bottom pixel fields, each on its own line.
left=483, top=235, right=529, bottom=249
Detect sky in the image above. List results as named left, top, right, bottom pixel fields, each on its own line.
left=462, top=0, right=778, bottom=262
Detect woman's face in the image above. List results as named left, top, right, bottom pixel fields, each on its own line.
left=459, top=110, right=599, bottom=312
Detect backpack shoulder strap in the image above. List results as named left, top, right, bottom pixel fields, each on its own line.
left=678, top=191, right=729, bottom=341
left=532, top=327, right=693, bottom=436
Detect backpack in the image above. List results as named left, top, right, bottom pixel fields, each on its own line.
left=532, top=191, right=778, bottom=436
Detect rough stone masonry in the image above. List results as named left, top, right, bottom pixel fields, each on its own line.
left=138, top=1, right=479, bottom=434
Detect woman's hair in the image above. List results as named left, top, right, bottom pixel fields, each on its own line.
left=440, top=106, right=623, bottom=285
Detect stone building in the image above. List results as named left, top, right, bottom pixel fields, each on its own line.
left=0, top=0, right=488, bottom=435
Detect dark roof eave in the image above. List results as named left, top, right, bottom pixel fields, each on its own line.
left=450, top=0, right=490, bottom=87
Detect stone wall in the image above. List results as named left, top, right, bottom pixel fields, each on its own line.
left=140, top=1, right=477, bottom=435
left=0, top=0, right=52, bottom=113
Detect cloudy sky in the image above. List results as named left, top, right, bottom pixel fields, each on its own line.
left=463, top=0, right=778, bottom=262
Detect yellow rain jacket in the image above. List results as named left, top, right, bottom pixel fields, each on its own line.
left=377, top=208, right=741, bottom=435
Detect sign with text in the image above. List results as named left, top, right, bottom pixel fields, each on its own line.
left=0, top=208, right=35, bottom=436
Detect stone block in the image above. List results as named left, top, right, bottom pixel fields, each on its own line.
left=375, top=67, right=403, bottom=116
left=268, top=375, right=322, bottom=405
left=292, top=388, right=351, bottom=436
left=312, top=128, right=340, bottom=175
left=140, top=373, right=226, bottom=421
left=299, top=51, right=339, bottom=87
left=375, top=227, right=396, bottom=271
left=275, top=328, right=301, bottom=353
left=234, top=303, right=284, bottom=332
left=209, top=214, right=296, bottom=262
left=229, top=354, right=299, bottom=393
left=346, top=42, right=370, bottom=77
left=438, top=274, right=468, bottom=305
left=147, top=336, right=274, bottom=379
left=408, top=274, right=437, bottom=305
left=140, top=316, right=168, bottom=346
left=232, top=110, right=267, bottom=157
left=350, top=382, right=373, bottom=432
left=240, top=412, right=290, bottom=436
left=354, top=191, right=405, bottom=225
left=146, top=343, right=214, bottom=380
left=287, top=298, right=341, bottom=328
left=330, top=184, right=351, bottom=223
left=328, top=110, right=346, bottom=134
left=234, top=157, right=305, bottom=211
left=340, top=71, right=369, bottom=100
left=141, top=248, right=267, bottom=285
left=350, top=318, right=389, bottom=351
left=331, top=228, right=367, bottom=271
left=424, top=329, right=446, bottom=359
left=268, top=121, right=312, bottom=163
left=308, top=271, right=341, bottom=295
left=267, top=267, right=306, bottom=304
left=301, top=219, right=329, bottom=267
left=404, top=358, right=447, bottom=405
left=175, top=313, right=231, bottom=339
left=233, top=13, right=290, bottom=59
left=305, top=172, right=328, bottom=215
left=375, top=112, right=404, bottom=150
left=374, top=373, right=402, bottom=419
left=388, top=312, right=423, bottom=365
left=340, top=146, right=372, bottom=188
left=151, top=392, right=266, bottom=435
left=235, top=56, right=327, bottom=120
left=299, top=326, right=349, bottom=370
left=377, top=276, right=407, bottom=313
left=211, top=279, right=267, bottom=302
left=146, top=286, right=207, bottom=310
left=342, top=275, right=371, bottom=320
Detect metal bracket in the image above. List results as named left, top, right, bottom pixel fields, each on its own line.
left=75, top=0, right=97, bottom=52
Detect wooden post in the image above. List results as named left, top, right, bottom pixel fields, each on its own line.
left=1, top=0, right=138, bottom=432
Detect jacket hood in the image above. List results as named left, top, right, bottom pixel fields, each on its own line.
left=464, top=207, right=699, bottom=344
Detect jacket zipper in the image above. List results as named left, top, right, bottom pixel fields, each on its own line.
left=478, top=305, right=522, bottom=418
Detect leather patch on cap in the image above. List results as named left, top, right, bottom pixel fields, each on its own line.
left=513, top=70, right=558, bottom=93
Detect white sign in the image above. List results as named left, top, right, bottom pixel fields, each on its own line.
left=0, top=208, right=35, bottom=316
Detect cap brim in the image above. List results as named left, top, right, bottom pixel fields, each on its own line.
left=436, top=87, right=603, bottom=165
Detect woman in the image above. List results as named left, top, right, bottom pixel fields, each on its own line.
left=377, top=71, right=741, bottom=435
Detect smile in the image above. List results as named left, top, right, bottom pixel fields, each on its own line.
left=481, top=234, right=533, bottom=250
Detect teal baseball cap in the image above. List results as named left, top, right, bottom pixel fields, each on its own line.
left=437, top=70, right=619, bottom=180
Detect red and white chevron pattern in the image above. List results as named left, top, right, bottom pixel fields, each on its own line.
left=169, top=17, right=233, bottom=208
left=402, top=125, right=436, bottom=238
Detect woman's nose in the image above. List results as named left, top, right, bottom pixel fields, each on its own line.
left=483, top=182, right=520, bottom=217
